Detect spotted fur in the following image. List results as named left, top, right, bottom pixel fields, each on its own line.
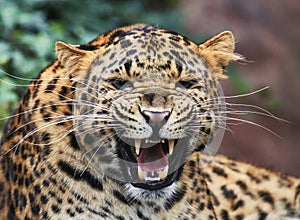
left=0, top=24, right=299, bottom=219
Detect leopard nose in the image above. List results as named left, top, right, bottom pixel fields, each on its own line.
left=142, top=110, right=171, bottom=128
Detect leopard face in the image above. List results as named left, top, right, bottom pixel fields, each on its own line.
left=56, top=24, right=240, bottom=199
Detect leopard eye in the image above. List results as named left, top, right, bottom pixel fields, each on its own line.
left=108, top=78, right=131, bottom=90
left=177, top=79, right=198, bottom=89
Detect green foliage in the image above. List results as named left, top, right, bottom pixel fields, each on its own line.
left=227, top=66, right=252, bottom=94
left=0, top=0, right=182, bottom=130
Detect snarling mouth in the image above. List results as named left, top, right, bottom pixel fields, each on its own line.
left=118, top=137, right=188, bottom=190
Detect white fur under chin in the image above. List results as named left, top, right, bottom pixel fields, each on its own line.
left=125, top=182, right=178, bottom=201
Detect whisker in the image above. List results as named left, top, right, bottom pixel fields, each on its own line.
left=194, top=107, right=285, bottom=122
left=213, top=115, right=282, bottom=138
left=0, top=97, right=112, bottom=122
left=225, top=103, right=288, bottom=122
left=202, top=86, right=270, bottom=102
left=1, top=69, right=103, bottom=89
left=80, top=133, right=116, bottom=175
left=1, top=113, right=115, bottom=156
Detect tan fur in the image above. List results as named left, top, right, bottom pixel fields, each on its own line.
left=199, top=31, right=244, bottom=79
left=0, top=24, right=299, bottom=220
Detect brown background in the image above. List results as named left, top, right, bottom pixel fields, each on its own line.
left=181, top=0, right=300, bottom=176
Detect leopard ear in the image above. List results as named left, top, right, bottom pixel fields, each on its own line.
left=56, top=41, right=88, bottom=67
left=199, top=31, right=244, bottom=79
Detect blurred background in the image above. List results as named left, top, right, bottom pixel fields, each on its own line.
left=0, top=0, right=299, bottom=176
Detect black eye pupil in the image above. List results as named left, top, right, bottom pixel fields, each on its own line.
left=108, top=78, right=129, bottom=89
left=177, top=80, right=197, bottom=89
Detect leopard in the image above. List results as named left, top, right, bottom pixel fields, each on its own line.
left=0, top=24, right=299, bottom=220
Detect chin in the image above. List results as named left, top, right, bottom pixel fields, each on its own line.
left=124, top=182, right=179, bottom=201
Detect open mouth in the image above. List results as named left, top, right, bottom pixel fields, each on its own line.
left=118, top=137, right=188, bottom=190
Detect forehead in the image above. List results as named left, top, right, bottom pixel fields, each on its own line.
left=89, top=26, right=210, bottom=80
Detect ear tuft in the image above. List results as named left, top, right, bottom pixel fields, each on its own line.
left=199, top=31, right=244, bottom=79
left=55, top=41, right=87, bottom=67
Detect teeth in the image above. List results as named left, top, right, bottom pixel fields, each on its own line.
left=148, top=140, right=160, bottom=144
left=143, top=139, right=166, bottom=144
left=158, top=165, right=169, bottom=180
left=138, top=165, right=169, bottom=181
left=168, top=139, right=175, bottom=155
left=136, top=138, right=173, bottom=181
left=135, top=139, right=142, bottom=155
left=138, top=165, right=147, bottom=180
left=145, top=176, right=160, bottom=181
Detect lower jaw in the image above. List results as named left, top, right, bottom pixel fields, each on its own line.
left=121, top=158, right=186, bottom=192
left=131, top=166, right=182, bottom=190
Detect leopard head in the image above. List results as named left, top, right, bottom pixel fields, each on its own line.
left=56, top=24, right=242, bottom=199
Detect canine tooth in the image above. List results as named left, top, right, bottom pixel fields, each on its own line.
left=161, top=139, right=165, bottom=143
left=135, top=139, right=142, bottom=155
left=145, top=139, right=149, bottom=143
left=168, top=139, right=175, bottom=155
left=158, top=165, right=169, bottom=180
left=138, top=165, right=147, bottom=180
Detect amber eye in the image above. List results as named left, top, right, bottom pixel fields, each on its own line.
left=108, top=78, right=132, bottom=90
left=176, top=79, right=198, bottom=89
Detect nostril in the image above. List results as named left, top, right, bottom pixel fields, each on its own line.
left=164, top=113, right=170, bottom=122
left=141, top=110, right=171, bottom=127
left=141, top=112, right=151, bottom=124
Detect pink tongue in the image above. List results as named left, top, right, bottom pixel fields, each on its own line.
left=138, top=143, right=168, bottom=172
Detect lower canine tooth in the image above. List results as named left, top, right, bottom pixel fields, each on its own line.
left=138, top=165, right=147, bottom=180
left=135, top=139, right=142, bottom=155
left=158, top=165, right=169, bottom=180
left=168, top=139, right=175, bottom=155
